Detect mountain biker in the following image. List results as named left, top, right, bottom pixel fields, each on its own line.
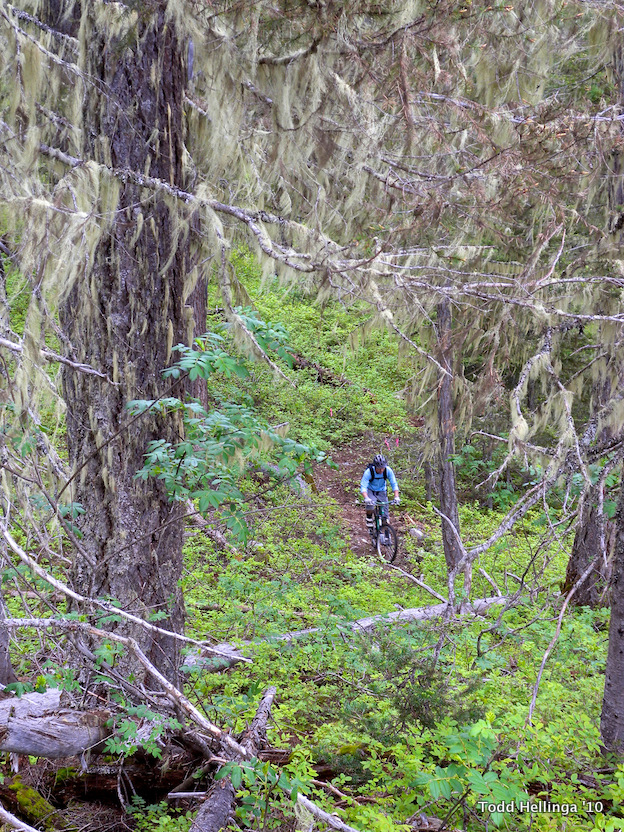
left=360, top=454, right=400, bottom=538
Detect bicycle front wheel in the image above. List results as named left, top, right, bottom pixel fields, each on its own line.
left=376, top=523, right=398, bottom=562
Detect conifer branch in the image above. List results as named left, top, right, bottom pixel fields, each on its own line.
left=6, top=4, right=78, bottom=50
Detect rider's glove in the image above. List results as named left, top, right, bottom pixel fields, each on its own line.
left=394, top=497, right=400, bottom=505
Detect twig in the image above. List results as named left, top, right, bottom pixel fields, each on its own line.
left=526, top=553, right=603, bottom=724
left=384, top=563, right=447, bottom=603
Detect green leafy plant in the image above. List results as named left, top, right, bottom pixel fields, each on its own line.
left=129, top=329, right=329, bottom=542
left=105, top=704, right=182, bottom=759
left=126, top=797, right=193, bottom=832
left=215, top=757, right=308, bottom=829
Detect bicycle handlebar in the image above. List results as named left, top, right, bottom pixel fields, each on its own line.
left=357, top=498, right=400, bottom=506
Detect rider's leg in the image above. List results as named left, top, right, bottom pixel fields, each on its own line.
left=365, top=489, right=376, bottom=535
left=377, top=492, right=389, bottom=524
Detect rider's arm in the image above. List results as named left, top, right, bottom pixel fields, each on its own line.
left=386, top=467, right=400, bottom=500
left=360, top=467, right=371, bottom=499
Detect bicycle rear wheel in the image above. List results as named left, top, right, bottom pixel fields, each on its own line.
left=376, top=523, right=398, bottom=562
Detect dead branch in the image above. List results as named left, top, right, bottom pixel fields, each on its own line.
left=0, top=802, right=40, bottom=832
left=296, top=794, right=363, bottom=832
left=383, top=562, right=447, bottom=603
left=189, top=687, right=276, bottom=832
left=526, top=552, right=603, bottom=725
left=0, top=525, right=248, bottom=663
left=0, top=334, right=115, bottom=382
left=0, top=617, right=250, bottom=759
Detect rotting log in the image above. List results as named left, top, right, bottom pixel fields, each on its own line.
left=0, top=691, right=110, bottom=758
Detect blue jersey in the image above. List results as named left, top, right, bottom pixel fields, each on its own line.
left=360, top=465, right=398, bottom=493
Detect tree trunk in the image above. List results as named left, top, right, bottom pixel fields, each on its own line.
left=435, top=297, right=462, bottom=573
left=0, top=596, right=17, bottom=687
left=600, top=476, right=624, bottom=754
left=563, top=496, right=609, bottom=607
left=565, top=377, right=614, bottom=607
left=424, top=459, right=437, bottom=502
left=59, top=1, right=195, bottom=685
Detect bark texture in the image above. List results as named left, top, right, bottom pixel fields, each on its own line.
left=563, top=497, right=609, bottom=606
left=564, top=376, right=614, bottom=607
left=59, top=2, right=194, bottom=684
left=435, top=297, right=462, bottom=572
left=600, top=478, right=624, bottom=753
left=0, top=690, right=109, bottom=758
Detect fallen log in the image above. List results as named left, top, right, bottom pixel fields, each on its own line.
left=189, top=596, right=508, bottom=670
left=0, top=691, right=110, bottom=758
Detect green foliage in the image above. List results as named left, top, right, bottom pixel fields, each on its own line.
left=215, top=758, right=307, bottom=828
left=411, top=719, right=527, bottom=827
left=222, top=247, right=413, bottom=451
left=129, top=328, right=328, bottom=542
left=126, top=798, right=193, bottom=832
left=3, top=254, right=30, bottom=336
left=180, top=487, right=620, bottom=831
left=105, top=704, right=182, bottom=759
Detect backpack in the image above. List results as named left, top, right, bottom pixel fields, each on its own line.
left=368, top=464, right=388, bottom=482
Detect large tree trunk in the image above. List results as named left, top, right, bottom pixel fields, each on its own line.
left=436, top=296, right=462, bottom=573
left=59, top=1, right=194, bottom=685
left=600, top=476, right=624, bottom=754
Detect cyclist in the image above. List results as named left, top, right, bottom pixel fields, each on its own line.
left=360, top=454, right=400, bottom=539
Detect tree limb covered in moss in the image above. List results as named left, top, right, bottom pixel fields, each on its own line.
left=0, top=334, right=114, bottom=381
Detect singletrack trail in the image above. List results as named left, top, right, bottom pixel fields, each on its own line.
left=313, top=438, right=409, bottom=559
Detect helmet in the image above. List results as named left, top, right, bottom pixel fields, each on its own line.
left=373, top=454, right=387, bottom=467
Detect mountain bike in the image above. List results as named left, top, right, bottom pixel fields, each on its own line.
left=363, top=498, right=399, bottom=562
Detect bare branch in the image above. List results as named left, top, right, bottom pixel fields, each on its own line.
left=0, top=526, right=249, bottom=662
left=526, top=551, right=604, bottom=725
left=0, top=334, right=115, bottom=382
left=383, top=563, right=448, bottom=603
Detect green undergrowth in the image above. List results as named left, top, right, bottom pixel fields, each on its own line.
left=180, top=480, right=620, bottom=831
left=207, top=247, right=414, bottom=451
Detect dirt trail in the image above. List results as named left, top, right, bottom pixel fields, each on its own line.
left=313, top=438, right=414, bottom=559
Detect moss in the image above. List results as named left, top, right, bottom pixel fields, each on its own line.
left=7, top=775, right=76, bottom=831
